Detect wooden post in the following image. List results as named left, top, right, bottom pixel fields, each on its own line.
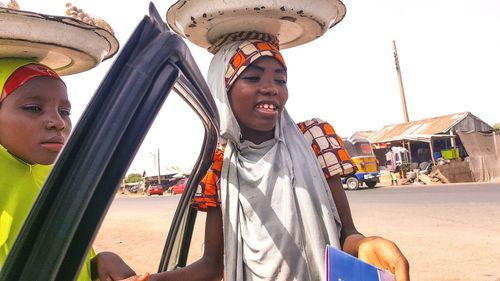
left=493, top=131, right=498, bottom=156
left=157, top=148, right=161, bottom=186
left=429, top=138, right=436, bottom=166
left=408, top=141, right=413, bottom=164
left=449, top=131, right=458, bottom=158
left=393, top=40, right=410, bottom=123
left=450, top=130, right=456, bottom=148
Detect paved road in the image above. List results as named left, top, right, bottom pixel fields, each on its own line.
left=346, top=182, right=500, bottom=281
left=94, top=182, right=500, bottom=281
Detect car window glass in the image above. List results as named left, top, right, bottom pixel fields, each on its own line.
left=93, top=92, right=206, bottom=273
left=360, top=143, right=372, bottom=155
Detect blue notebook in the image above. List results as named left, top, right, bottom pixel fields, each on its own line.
left=325, top=245, right=395, bottom=281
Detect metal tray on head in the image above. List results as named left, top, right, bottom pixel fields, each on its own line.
left=0, top=8, right=119, bottom=75
left=166, top=0, right=346, bottom=51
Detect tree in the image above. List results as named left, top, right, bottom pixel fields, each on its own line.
left=125, top=173, right=142, bottom=183
left=493, top=123, right=500, bottom=130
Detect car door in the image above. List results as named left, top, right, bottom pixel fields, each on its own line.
left=0, top=4, right=218, bottom=281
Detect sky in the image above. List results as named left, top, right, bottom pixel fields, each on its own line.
left=19, top=0, right=500, bottom=176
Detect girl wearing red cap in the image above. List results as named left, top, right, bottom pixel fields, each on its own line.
left=0, top=58, right=148, bottom=281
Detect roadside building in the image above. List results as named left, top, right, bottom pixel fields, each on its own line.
left=144, top=173, right=178, bottom=190
left=368, top=112, right=494, bottom=182
left=143, top=168, right=189, bottom=190
left=351, top=130, right=377, bottom=140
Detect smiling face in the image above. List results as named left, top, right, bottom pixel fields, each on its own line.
left=0, top=76, right=72, bottom=165
left=228, top=56, right=288, bottom=144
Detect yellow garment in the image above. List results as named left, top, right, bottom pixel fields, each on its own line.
left=0, top=146, right=94, bottom=280
left=0, top=58, right=35, bottom=99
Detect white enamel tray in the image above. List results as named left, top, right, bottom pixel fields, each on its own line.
left=0, top=8, right=119, bottom=75
left=166, top=0, right=346, bottom=51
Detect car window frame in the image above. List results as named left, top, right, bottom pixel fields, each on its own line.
left=0, top=4, right=219, bottom=281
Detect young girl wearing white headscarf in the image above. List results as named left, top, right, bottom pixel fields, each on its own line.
left=146, top=35, right=409, bottom=281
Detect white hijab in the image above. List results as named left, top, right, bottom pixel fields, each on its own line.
left=207, top=40, right=342, bottom=281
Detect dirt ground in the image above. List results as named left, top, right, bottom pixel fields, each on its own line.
left=93, top=181, right=500, bottom=281
left=93, top=193, right=206, bottom=274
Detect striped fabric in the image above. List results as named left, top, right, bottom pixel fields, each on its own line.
left=208, top=31, right=280, bottom=54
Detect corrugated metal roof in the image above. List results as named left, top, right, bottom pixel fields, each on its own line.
left=351, top=131, right=377, bottom=139
left=369, top=112, right=470, bottom=144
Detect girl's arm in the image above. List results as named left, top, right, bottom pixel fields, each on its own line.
left=327, top=174, right=362, bottom=252
left=91, top=251, right=138, bottom=280
left=327, top=174, right=410, bottom=281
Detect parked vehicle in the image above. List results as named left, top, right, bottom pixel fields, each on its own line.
left=418, top=161, right=432, bottom=175
left=391, top=146, right=411, bottom=171
left=146, top=184, right=164, bottom=196
left=169, top=178, right=187, bottom=195
left=341, top=136, right=380, bottom=190
left=387, top=146, right=411, bottom=175
left=126, top=184, right=139, bottom=193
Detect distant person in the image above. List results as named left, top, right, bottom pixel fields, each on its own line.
left=385, top=144, right=398, bottom=186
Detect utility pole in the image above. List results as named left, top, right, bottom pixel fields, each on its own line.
left=150, top=148, right=162, bottom=186
left=392, top=40, right=410, bottom=123
left=157, top=148, right=161, bottom=187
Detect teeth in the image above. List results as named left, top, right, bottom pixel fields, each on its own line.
left=257, top=104, right=276, bottom=110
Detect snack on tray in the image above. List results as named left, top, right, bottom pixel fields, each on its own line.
left=0, top=1, right=114, bottom=35
left=0, top=4, right=119, bottom=75
left=65, top=2, right=114, bottom=35
left=0, top=0, right=19, bottom=10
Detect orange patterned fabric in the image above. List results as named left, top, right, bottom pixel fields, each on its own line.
left=192, top=120, right=355, bottom=212
left=191, top=144, right=225, bottom=211
left=298, top=118, right=355, bottom=178
left=224, top=40, right=286, bottom=91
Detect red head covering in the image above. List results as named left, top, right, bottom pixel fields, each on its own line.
left=0, top=59, right=63, bottom=102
